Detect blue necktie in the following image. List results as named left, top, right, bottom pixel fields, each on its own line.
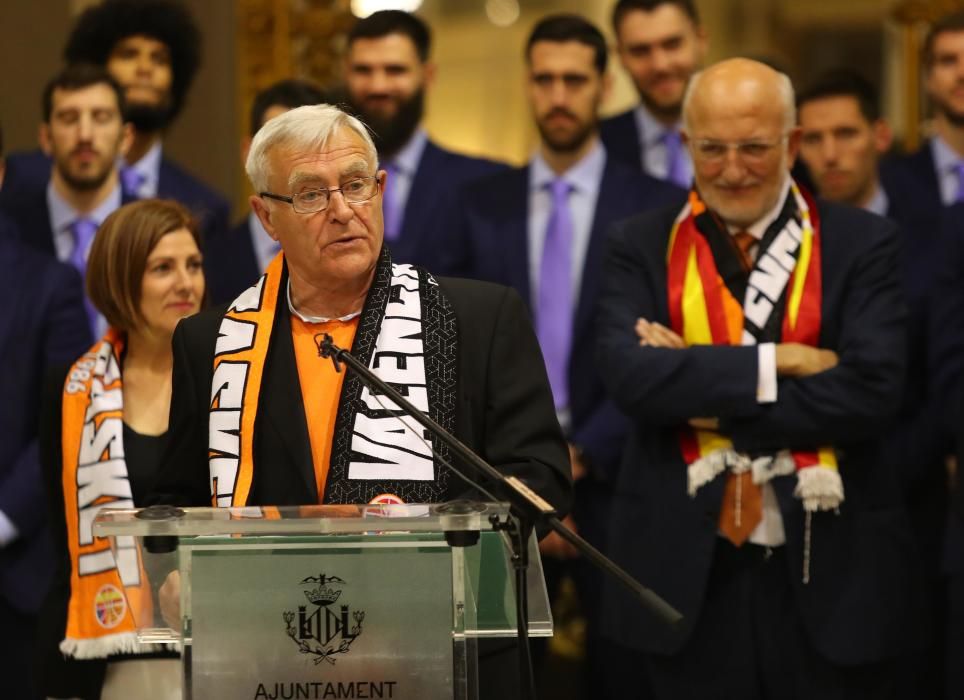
left=663, top=129, right=689, bottom=188
left=120, top=166, right=146, bottom=198
left=69, top=218, right=100, bottom=335
left=537, top=179, right=574, bottom=411
left=382, top=162, right=402, bottom=241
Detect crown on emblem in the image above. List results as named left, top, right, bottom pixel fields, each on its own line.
left=305, top=586, right=342, bottom=606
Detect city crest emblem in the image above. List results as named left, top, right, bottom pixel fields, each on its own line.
left=284, top=573, right=364, bottom=665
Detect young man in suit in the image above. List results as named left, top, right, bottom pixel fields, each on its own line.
left=0, top=120, right=93, bottom=700
left=0, top=63, right=136, bottom=337
left=3, top=0, right=229, bottom=245
left=206, top=79, right=328, bottom=303
left=342, top=10, right=507, bottom=272
left=797, top=69, right=945, bottom=698
left=597, top=58, right=916, bottom=698
left=446, top=17, right=682, bottom=691
left=881, top=11, right=964, bottom=232
left=600, top=0, right=706, bottom=187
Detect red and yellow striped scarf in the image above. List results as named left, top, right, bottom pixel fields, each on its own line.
left=666, top=183, right=843, bottom=514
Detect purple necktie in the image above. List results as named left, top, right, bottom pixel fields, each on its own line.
left=955, top=163, right=964, bottom=203
left=382, top=162, right=402, bottom=241
left=120, top=166, right=145, bottom=198
left=663, top=129, right=689, bottom=188
left=537, top=178, right=574, bottom=411
left=69, top=218, right=100, bottom=335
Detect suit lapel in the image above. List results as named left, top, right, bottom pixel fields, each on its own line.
left=397, top=140, right=442, bottom=255
left=0, top=236, right=23, bottom=347
left=261, top=305, right=319, bottom=502
left=573, top=159, right=618, bottom=339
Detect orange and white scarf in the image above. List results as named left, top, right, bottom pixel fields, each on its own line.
left=667, top=182, right=844, bottom=513
left=208, top=248, right=458, bottom=507
left=60, top=329, right=155, bottom=658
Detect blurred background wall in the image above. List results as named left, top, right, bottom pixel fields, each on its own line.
left=0, top=0, right=949, bottom=217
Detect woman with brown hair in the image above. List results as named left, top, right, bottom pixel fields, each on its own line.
left=36, top=199, right=205, bottom=700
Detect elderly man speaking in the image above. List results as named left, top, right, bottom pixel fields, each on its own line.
left=153, top=103, right=568, bottom=510
left=596, top=58, right=917, bottom=698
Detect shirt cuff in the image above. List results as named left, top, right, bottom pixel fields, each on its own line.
left=0, top=509, right=19, bottom=547
left=757, top=343, right=777, bottom=404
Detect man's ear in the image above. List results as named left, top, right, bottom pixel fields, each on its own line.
left=250, top=195, right=279, bottom=241
left=39, top=123, right=52, bottom=156
left=118, top=122, right=134, bottom=160
left=873, top=119, right=893, bottom=154
left=422, top=61, right=437, bottom=90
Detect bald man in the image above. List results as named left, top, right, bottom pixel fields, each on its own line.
left=596, top=58, right=916, bottom=698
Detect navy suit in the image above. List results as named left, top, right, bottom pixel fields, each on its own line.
left=599, top=109, right=641, bottom=173
left=2, top=149, right=230, bottom=251
left=387, top=139, right=507, bottom=273
left=0, top=166, right=138, bottom=258
left=597, top=199, right=916, bottom=694
left=448, top=154, right=684, bottom=697
left=0, top=215, right=92, bottom=699
left=880, top=143, right=944, bottom=237
left=205, top=216, right=261, bottom=304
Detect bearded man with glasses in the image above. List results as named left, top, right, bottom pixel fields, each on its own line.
left=595, top=58, right=917, bottom=698
left=149, top=103, right=570, bottom=700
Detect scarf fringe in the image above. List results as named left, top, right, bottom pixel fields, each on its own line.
left=752, top=450, right=797, bottom=485
left=687, top=449, right=733, bottom=495
left=59, top=632, right=175, bottom=660
left=689, top=448, right=802, bottom=496
left=794, top=466, right=844, bottom=512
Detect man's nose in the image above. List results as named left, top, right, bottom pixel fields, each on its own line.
left=327, top=190, right=355, bottom=223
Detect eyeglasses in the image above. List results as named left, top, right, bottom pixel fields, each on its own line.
left=260, top=175, right=379, bottom=214
left=689, top=136, right=788, bottom=165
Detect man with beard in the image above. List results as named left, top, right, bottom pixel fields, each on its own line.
left=444, top=15, right=683, bottom=695
left=600, top=0, right=706, bottom=188
left=882, top=11, right=964, bottom=235
left=2, top=0, right=229, bottom=247
left=0, top=63, right=136, bottom=338
left=0, top=120, right=92, bottom=700
left=342, top=10, right=507, bottom=271
left=207, top=78, right=328, bottom=303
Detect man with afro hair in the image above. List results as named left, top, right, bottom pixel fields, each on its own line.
left=2, top=0, right=228, bottom=254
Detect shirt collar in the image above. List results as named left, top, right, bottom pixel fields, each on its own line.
left=47, top=179, right=123, bottom=232
left=286, top=279, right=362, bottom=324
left=932, top=134, right=962, bottom=176
left=127, top=140, right=163, bottom=188
left=529, top=139, right=606, bottom=192
left=863, top=184, right=889, bottom=218
left=633, top=103, right=682, bottom=148
left=381, top=128, right=428, bottom=176
left=724, top=176, right=792, bottom=240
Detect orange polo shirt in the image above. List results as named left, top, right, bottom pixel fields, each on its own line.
left=290, top=314, right=360, bottom=501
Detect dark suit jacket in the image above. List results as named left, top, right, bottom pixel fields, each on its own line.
left=0, top=217, right=92, bottom=615
left=0, top=162, right=138, bottom=258
left=596, top=200, right=917, bottom=665
left=880, top=142, right=944, bottom=238
left=1, top=149, right=229, bottom=252
left=447, top=156, right=685, bottom=480
left=205, top=216, right=261, bottom=305
left=599, top=109, right=641, bottom=173
left=150, top=274, right=570, bottom=515
left=387, top=140, right=507, bottom=274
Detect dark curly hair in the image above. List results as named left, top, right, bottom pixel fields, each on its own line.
left=63, top=0, right=201, bottom=124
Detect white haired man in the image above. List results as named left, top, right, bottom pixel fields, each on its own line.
left=150, top=104, right=570, bottom=700
left=595, top=58, right=916, bottom=697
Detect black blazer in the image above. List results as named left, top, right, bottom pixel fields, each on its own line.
left=150, top=275, right=571, bottom=515
left=599, top=109, right=641, bottom=173
left=595, top=200, right=918, bottom=664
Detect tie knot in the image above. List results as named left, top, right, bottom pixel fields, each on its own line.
left=662, top=129, right=682, bottom=147
left=120, top=166, right=145, bottom=196
left=71, top=217, right=98, bottom=243
left=549, top=178, right=572, bottom=201
left=733, top=231, right=756, bottom=255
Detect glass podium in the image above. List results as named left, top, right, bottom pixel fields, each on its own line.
left=93, top=502, right=551, bottom=699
